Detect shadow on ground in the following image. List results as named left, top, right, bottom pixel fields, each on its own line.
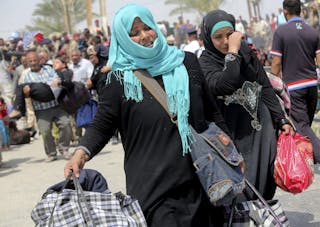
left=286, top=211, right=320, bottom=227
left=0, top=169, right=21, bottom=177
left=0, top=157, right=31, bottom=170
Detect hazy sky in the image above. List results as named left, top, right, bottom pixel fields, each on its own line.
left=0, top=0, right=282, bottom=38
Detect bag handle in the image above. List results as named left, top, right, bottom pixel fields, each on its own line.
left=246, top=179, right=284, bottom=226
left=228, top=179, right=285, bottom=227
left=48, top=173, right=96, bottom=227
left=244, top=179, right=284, bottom=225
left=133, top=69, right=177, bottom=124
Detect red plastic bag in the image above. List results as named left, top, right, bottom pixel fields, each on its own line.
left=274, top=132, right=314, bottom=193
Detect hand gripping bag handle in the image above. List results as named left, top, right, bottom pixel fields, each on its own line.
left=48, top=173, right=96, bottom=227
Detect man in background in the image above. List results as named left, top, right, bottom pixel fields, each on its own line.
left=183, top=29, right=200, bottom=54
left=22, top=51, right=72, bottom=162
left=271, top=0, right=320, bottom=163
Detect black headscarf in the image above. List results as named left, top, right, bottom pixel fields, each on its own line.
left=201, top=10, right=236, bottom=63
left=200, top=9, right=256, bottom=76
left=199, top=9, right=288, bottom=137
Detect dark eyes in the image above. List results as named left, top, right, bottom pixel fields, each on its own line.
left=213, top=34, right=223, bottom=39
left=129, top=25, right=152, bottom=37
left=226, top=31, right=234, bottom=38
left=144, top=25, right=152, bottom=30
left=213, top=31, right=234, bottom=40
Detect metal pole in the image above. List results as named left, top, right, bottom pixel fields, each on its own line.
left=99, top=0, right=109, bottom=37
left=86, top=0, right=93, bottom=32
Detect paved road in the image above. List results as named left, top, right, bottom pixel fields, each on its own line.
left=0, top=137, right=319, bottom=226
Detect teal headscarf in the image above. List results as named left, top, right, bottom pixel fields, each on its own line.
left=108, top=3, right=193, bottom=155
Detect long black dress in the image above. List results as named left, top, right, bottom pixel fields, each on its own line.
left=199, top=42, right=289, bottom=200
left=78, top=52, right=228, bottom=226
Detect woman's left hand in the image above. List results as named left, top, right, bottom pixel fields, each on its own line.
left=281, top=123, right=294, bottom=135
left=101, top=65, right=111, bottom=73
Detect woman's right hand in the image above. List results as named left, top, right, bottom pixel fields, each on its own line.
left=228, top=31, right=244, bottom=54
left=64, top=149, right=90, bottom=177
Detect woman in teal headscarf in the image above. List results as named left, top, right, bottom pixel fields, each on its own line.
left=65, top=3, right=228, bottom=226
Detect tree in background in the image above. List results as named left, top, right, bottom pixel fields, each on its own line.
left=248, top=0, right=261, bottom=19
left=25, top=0, right=96, bottom=36
left=164, top=0, right=225, bottom=18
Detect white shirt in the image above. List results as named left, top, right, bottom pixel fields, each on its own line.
left=235, top=22, right=245, bottom=34
left=183, top=40, right=200, bottom=54
left=0, top=60, right=14, bottom=105
left=69, top=58, right=94, bottom=84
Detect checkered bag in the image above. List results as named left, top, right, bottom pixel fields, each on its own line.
left=223, top=179, right=290, bottom=227
left=224, top=199, right=290, bottom=227
left=31, top=173, right=147, bottom=227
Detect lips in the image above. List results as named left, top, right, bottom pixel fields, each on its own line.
left=143, top=41, right=154, bottom=48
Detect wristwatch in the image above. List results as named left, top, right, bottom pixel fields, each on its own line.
left=225, top=52, right=242, bottom=62
left=225, top=53, right=237, bottom=62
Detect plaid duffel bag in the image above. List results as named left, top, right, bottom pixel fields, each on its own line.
left=31, top=172, right=147, bottom=227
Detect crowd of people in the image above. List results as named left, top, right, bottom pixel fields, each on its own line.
left=0, top=0, right=320, bottom=226
left=0, top=26, right=116, bottom=163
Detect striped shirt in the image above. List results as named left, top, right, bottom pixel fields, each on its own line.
left=23, top=66, right=60, bottom=111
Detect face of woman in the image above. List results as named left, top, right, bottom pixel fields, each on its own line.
left=211, top=27, right=234, bottom=54
left=53, top=59, right=66, bottom=71
left=129, top=17, right=157, bottom=48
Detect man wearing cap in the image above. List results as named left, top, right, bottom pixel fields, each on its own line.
left=183, top=28, right=200, bottom=54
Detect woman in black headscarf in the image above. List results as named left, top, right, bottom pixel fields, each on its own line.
left=199, top=10, right=293, bottom=200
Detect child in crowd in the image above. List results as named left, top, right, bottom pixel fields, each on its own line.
left=0, top=97, right=10, bottom=151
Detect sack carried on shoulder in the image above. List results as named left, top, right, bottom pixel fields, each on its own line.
left=190, top=122, right=245, bottom=206
left=31, top=172, right=147, bottom=227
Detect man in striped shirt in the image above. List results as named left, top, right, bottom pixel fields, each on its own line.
left=271, top=0, right=320, bottom=163
left=23, top=51, right=72, bottom=162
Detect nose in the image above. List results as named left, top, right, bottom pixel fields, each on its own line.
left=223, top=36, right=229, bottom=45
left=140, top=30, right=148, bottom=43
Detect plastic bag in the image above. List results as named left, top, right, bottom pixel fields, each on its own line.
left=274, top=132, right=314, bottom=193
